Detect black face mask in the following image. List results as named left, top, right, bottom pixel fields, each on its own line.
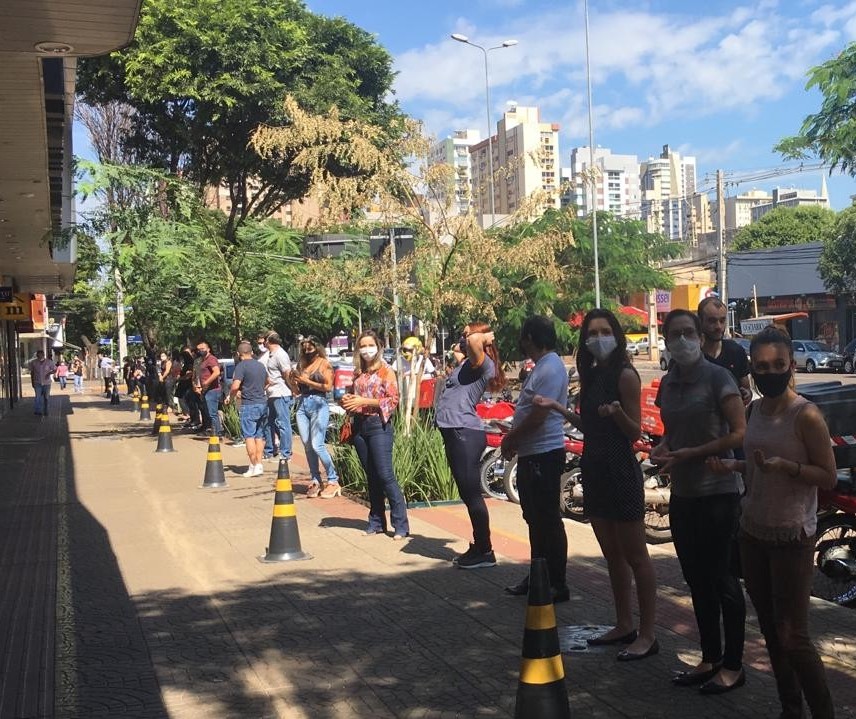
left=751, top=370, right=791, bottom=398
left=196, top=350, right=206, bottom=357
left=458, top=336, right=467, bottom=354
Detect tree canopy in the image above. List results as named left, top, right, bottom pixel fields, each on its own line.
left=776, top=43, right=856, bottom=175
left=76, top=0, right=404, bottom=242
left=731, top=205, right=836, bottom=251
left=819, top=205, right=856, bottom=299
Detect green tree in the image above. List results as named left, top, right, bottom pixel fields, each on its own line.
left=776, top=43, right=856, bottom=174
left=819, top=205, right=856, bottom=300
left=731, top=206, right=836, bottom=251
left=76, top=0, right=403, bottom=244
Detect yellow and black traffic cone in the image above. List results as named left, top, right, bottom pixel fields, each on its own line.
left=259, top=459, right=311, bottom=562
left=139, top=394, right=151, bottom=421
left=200, top=436, right=227, bottom=488
left=131, top=391, right=140, bottom=413
left=155, top=410, right=176, bottom=453
left=151, top=404, right=163, bottom=436
left=514, top=558, right=570, bottom=719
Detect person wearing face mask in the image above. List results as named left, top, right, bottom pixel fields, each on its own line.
left=341, top=330, right=410, bottom=539
left=707, top=326, right=836, bottom=718
left=698, top=297, right=752, bottom=406
left=651, top=309, right=747, bottom=694
left=536, top=309, right=658, bottom=660
left=289, top=336, right=339, bottom=498
left=193, top=340, right=222, bottom=437
left=435, top=322, right=506, bottom=569
left=501, top=315, right=570, bottom=602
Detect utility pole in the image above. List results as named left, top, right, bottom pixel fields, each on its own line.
left=716, top=169, right=728, bottom=331
left=584, top=0, right=600, bottom=307
left=389, top=227, right=403, bottom=387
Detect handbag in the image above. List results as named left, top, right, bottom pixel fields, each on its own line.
left=339, top=416, right=354, bottom=444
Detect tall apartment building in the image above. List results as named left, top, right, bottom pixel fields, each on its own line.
left=721, top=189, right=773, bottom=231
left=750, top=180, right=830, bottom=222
left=565, top=146, right=641, bottom=218
left=640, top=145, right=697, bottom=241
left=469, top=105, right=561, bottom=219
left=428, top=129, right=481, bottom=216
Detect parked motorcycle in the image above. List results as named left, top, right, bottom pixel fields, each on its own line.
left=812, top=469, right=856, bottom=607
left=475, top=401, right=515, bottom=502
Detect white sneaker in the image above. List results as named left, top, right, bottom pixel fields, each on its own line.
left=253, top=464, right=264, bottom=477
left=241, top=465, right=258, bottom=477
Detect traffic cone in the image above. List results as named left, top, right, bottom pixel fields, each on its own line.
left=259, top=459, right=311, bottom=562
left=151, top=404, right=163, bottom=436
left=131, top=391, right=140, bottom=413
left=200, top=436, right=227, bottom=488
left=514, top=558, right=570, bottom=719
left=139, top=394, right=151, bottom=421
left=155, top=410, right=176, bottom=453
left=110, top=380, right=121, bottom=405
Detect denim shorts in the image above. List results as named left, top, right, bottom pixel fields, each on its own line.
left=240, top=402, right=268, bottom=439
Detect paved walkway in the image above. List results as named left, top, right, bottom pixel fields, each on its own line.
left=2, top=387, right=856, bottom=718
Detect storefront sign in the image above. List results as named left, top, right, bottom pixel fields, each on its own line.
left=740, top=318, right=773, bottom=336
left=30, top=294, right=46, bottom=330
left=655, top=290, right=671, bottom=313
left=0, top=293, right=32, bottom=319
left=758, top=295, right=837, bottom=314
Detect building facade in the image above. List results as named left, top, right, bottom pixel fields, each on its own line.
left=750, top=180, right=830, bottom=222
left=428, top=129, right=481, bottom=216
left=640, top=145, right=697, bottom=241
left=469, top=105, right=561, bottom=219
left=565, top=146, right=641, bottom=218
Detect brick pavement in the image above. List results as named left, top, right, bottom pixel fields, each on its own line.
left=1, top=387, right=856, bottom=718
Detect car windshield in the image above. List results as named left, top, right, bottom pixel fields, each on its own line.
left=804, top=342, right=827, bottom=352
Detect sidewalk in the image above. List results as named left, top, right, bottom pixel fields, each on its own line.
left=1, top=387, right=855, bottom=718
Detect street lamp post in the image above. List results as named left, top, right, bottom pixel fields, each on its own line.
left=450, top=34, right=518, bottom=229
left=583, top=0, right=601, bottom=308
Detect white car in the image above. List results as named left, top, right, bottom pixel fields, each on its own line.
left=625, top=339, right=641, bottom=356
left=636, top=336, right=666, bottom=354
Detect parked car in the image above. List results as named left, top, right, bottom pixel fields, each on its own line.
left=626, top=339, right=640, bottom=356
left=382, top=347, right=397, bottom=365
left=636, top=336, right=666, bottom=354
left=841, top=338, right=856, bottom=374
left=791, top=340, right=844, bottom=373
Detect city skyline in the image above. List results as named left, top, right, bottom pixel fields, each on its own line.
left=306, top=0, right=856, bottom=211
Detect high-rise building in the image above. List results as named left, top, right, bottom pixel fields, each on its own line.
left=566, top=146, right=641, bottom=218
left=428, top=129, right=481, bottom=216
left=640, top=145, right=697, bottom=241
left=469, top=105, right=560, bottom=220
left=722, top=189, right=773, bottom=231
left=750, top=180, right=830, bottom=222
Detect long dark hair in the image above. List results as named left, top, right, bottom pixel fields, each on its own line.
left=466, top=321, right=506, bottom=392
left=576, top=309, right=632, bottom=392
left=356, top=330, right=384, bottom=375
left=297, top=335, right=328, bottom=370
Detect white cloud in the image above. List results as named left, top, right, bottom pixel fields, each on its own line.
left=393, top=1, right=856, bottom=139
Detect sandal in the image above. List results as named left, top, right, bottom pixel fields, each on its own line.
left=306, top=482, right=321, bottom=498
left=319, top=484, right=342, bottom=499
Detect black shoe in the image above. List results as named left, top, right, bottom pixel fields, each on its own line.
left=699, top=669, right=745, bottom=695
left=551, top=585, right=570, bottom=603
left=672, top=663, right=722, bottom=686
left=454, top=544, right=497, bottom=569
left=504, top=576, right=529, bottom=596
left=616, top=639, right=660, bottom=662
left=587, top=629, right=638, bottom=647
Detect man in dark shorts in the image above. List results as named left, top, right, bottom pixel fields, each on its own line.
left=225, top=341, right=269, bottom=477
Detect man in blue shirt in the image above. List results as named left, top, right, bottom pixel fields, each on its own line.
left=225, top=341, right=269, bottom=478
left=501, top=315, right=570, bottom=602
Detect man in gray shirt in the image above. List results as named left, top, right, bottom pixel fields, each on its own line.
left=501, top=315, right=570, bottom=602
left=225, top=341, right=269, bottom=477
left=258, top=332, right=293, bottom=461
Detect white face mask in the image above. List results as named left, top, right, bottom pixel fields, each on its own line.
left=668, top=336, right=702, bottom=366
left=585, top=335, right=617, bottom=361
left=257, top=344, right=265, bottom=352
left=359, top=347, right=378, bottom=360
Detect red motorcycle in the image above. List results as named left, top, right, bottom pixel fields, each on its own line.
left=813, top=469, right=856, bottom=606
left=476, top=401, right=515, bottom=501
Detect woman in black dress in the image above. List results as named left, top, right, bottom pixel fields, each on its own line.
left=536, top=309, right=657, bottom=660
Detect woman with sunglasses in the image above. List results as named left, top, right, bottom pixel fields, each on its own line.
left=435, top=323, right=506, bottom=568
left=290, top=336, right=340, bottom=499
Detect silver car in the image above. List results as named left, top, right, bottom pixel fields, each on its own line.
left=791, top=340, right=844, bottom=373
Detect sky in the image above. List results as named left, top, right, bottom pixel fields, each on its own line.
left=305, top=0, right=856, bottom=210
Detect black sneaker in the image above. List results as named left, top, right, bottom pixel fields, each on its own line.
left=454, top=544, right=497, bottom=569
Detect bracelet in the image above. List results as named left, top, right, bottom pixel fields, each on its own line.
left=790, top=461, right=801, bottom=478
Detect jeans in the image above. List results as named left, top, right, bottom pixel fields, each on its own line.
left=516, top=449, right=568, bottom=590
left=73, top=375, right=83, bottom=393
left=440, top=427, right=491, bottom=551
left=57, top=376, right=67, bottom=390
left=203, top=388, right=222, bottom=436
left=264, top=396, right=294, bottom=459
left=670, top=493, right=746, bottom=671
left=741, top=532, right=834, bottom=718
left=33, top=383, right=51, bottom=415
left=353, top=415, right=409, bottom=535
left=295, top=395, right=338, bottom=484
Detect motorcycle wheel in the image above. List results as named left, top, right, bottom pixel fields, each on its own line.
left=560, top=466, right=587, bottom=521
left=644, top=504, right=672, bottom=544
left=503, top=457, right=520, bottom=504
left=812, top=513, right=856, bottom=607
left=479, top=448, right=509, bottom=501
